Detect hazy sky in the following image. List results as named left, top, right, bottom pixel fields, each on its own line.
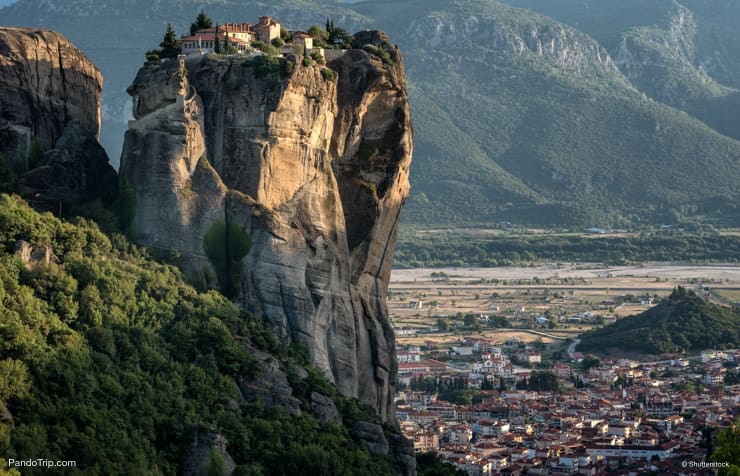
left=0, top=0, right=17, bottom=7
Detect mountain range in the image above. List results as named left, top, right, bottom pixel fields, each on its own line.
left=2, top=0, right=740, bottom=227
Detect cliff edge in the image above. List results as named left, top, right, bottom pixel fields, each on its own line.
left=0, top=27, right=116, bottom=208
left=0, top=27, right=102, bottom=155
left=119, top=31, right=413, bottom=423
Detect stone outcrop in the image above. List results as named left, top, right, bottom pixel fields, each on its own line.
left=612, top=5, right=730, bottom=108
left=179, top=430, right=237, bottom=476
left=119, top=31, right=412, bottom=424
left=310, top=391, right=341, bottom=424
left=18, top=122, right=119, bottom=206
left=0, top=27, right=102, bottom=159
left=0, top=27, right=116, bottom=210
left=14, top=240, right=59, bottom=267
left=352, top=421, right=390, bottom=455
left=235, top=346, right=302, bottom=416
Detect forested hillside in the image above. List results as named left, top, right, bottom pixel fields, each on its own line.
left=355, top=0, right=740, bottom=227
left=0, top=194, right=399, bottom=475
left=577, top=287, right=740, bottom=356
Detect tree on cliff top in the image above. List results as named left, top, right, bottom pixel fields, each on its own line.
left=307, top=25, right=329, bottom=47
left=214, top=24, right=221, bottom=54
left=190, top=10, right=213, bottom=35
left=159, top=24, right=181, bottom=58
left=326, top=17, right=353, bottom=49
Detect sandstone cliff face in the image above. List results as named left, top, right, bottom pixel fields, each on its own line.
left=0, top=27, right=116, bottom=209
left=0, top=27, right=102, bottom=158
left=120, top=32, right=412, bottom=423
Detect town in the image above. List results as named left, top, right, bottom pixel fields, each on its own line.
left=396, top=340, right=738, bottom=475
left=390, top=266, right=739, bottom=475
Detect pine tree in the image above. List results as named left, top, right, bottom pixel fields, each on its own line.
left=159, top=24, right=181, bottom=58
left=190, top=10, right=213, bottom=35
left=214, top=24, right=221, bottom=54
left=223, top=24, right=234, bottom=54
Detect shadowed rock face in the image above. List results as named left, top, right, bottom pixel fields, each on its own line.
left=120, top=31, right=412, bottom=423
left=0, top=28, right=116, bottom=210
left=0, top=27, right=102, bottom=158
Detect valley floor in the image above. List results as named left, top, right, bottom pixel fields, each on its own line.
left=390, top=263, right=739, bottom=475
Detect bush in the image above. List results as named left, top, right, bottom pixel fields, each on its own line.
left=261, top=44, right=279, bottom=56
left=310, top=51, right=325, bottom=65
left=307, top=26, right=329, bottom=47
left=320, top=68, right=336, bottom=82
left=361, top=44, right=393, bottom=65
left=251, top=55, right=281, bottom=80
left=251, top=41, right=279, bottom=56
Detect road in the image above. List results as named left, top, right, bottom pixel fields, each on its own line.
left=567, top=339, right=581, bottom=357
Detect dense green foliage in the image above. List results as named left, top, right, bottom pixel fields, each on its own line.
left=159, top=24, right=181, bottom=58
left=0, top=194, right=395, bottom=475
left=577, top=287, right=740, bottom=355
left=325, top=18, right=353, bottom=49
left=190, top=10, right=213, bottom=36
left=250, top=54, right=282, bottom=80
left=146, top=24, right=181, bottom=60
left=416, top=452, right=467, bottom=476
left=0, top=138, right=47, bottom=196
left=516, top=370, right=560, bottom=391
left=712, top=420, right=740, bottom=476
left=394, top=230, right=740, bottom=268
left=202, top=221, right=251, bottom=299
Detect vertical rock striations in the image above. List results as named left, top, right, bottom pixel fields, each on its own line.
left=0, top=27, right=116, bottom=209
left=0, top=27, right=102, bottom=157
left=119, top=31, right=413, bottom=423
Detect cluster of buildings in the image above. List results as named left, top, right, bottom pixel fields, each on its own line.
left=398, top=337, right=542, bottom=389
left=396, top=344, right=739, bottom=475
left=179, top=16, right=313, bottom=55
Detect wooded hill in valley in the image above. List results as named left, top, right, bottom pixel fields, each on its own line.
left=577, top=287, right=740, bottom=355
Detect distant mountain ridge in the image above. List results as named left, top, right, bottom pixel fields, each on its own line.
left=3, top=0, right=740, bottom=227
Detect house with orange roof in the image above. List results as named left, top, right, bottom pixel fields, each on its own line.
left=180, top=28, right=254, bottom=55
left=254, top=16, right=281, bottom=43
left=181, top=16, right=282, bottom=55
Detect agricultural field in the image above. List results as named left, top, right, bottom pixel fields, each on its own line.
left=388, top=263, right=740, bottom=356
